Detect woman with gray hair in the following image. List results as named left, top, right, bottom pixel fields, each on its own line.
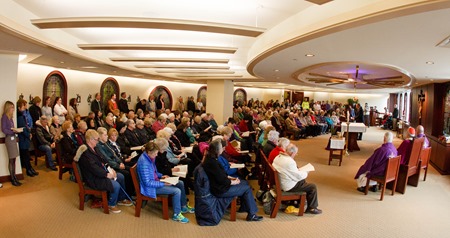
left=262, top=129, right=279, bottom=157
left=268, top=137, right=290, bottom=164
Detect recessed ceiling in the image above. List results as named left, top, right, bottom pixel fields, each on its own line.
left=1, top=0, right=449, bottom=92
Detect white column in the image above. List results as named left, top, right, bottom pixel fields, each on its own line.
left=206, top=79, right=233, bottom=125
left=0, top=54, right=21, bottom=178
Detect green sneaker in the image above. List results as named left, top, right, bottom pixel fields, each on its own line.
left=172, top=213, right=189, bottom=223
left=181, top=204, right=195, bottom=214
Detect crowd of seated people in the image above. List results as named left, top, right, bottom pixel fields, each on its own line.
left=32, top=94, right=344, bottom=221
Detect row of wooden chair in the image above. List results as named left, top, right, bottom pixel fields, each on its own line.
left=258, top=149, right=306, bottom=218
left=364, top=137, right=432, bottom=201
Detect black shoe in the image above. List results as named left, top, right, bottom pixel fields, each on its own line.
left=26, top=170, right=35, bottom=177
left=31, top=168, right=39, bottom=176
left=370, top=185, right=378, bottom=192
left=305, top=208, right=322, bottom=215
left=11, top=178, right=22, bottom=186
left=246, top=214, right=263, bottom=221
left=357, top=187, right=366, bottom=193
left=50, top=166, right=58, bottom=171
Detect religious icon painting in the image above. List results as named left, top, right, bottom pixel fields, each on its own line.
left=43, top=71, right=67, bottom=107
left=100, top=77, right=120, bottom=110
left=150, top=85, right=173, bottom=110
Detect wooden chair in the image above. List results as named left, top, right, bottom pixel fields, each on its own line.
left=32, top=135, right=49, bottom=167
left=130, top=164, right=169, bottom=219
left=419, top=147, right=431, bottom=181
left=72, top=161, right=109, bottom=214
left=364, top=155, right=401, bottom=201
left=261, top=154, right=306, bottom=218
left=55, top=142, right=73, bottom=180
left=395, top=137, right=424, bottom=194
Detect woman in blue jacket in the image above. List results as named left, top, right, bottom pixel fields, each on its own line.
left=137, top=141, right=194, bottom=223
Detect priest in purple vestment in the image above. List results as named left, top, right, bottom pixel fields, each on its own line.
left=355, top=132, right=397, bottom=192
left=397, top=127, right=415, bottom=165
left=415, top=125, right=430, bottom=148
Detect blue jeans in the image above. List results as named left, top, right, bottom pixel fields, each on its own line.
left=156, top=180, right=186, bottom=215
left=38, top=144, right=55, bottom=167
left=108, top=173, right=127, bottom=206
left=215, top=180, right=258, bottom=216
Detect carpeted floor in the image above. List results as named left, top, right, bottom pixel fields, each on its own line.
left=1, top=126, right=449, bottom=238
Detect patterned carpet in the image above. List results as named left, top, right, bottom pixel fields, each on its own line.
left=1, top=126, right=449, bottom=238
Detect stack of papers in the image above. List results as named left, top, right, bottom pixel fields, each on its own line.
left=160, top=176, right=179, bottom=185
left=298, top=163, right=315, bottom=172
left=172, top=165, right=188, bottom=178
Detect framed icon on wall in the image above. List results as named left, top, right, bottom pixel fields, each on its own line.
left=43, top=70, right=67, bottom=107
left=150, top=85, right=173, bottom=111
left=197, top=86, right=207, bottom=107
left=233, top=88, right=247, bottom=107
left=100, top=77, right=120, bottom=112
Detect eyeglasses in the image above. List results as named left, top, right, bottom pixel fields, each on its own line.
left=92, top=137, right=100, bottom=142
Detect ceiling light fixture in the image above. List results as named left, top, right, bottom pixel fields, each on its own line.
left=426, top=61, right=434, bottom=64
left=274, top=69, right=279, bottom=72
left=305, top=54, right=315, bottom=57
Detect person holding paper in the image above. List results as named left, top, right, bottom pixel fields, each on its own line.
left=137, top=141, right=194, bottom=224
left=221, top=126, right=251, bottom=164
left=202, top=139, right=263, bottom=222
left=2, top=101, right=22, bottom=186
left=272, top=144, right=322, bottom=214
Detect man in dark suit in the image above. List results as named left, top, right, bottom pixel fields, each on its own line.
left=355, top=103, right=364, bottom=140
left=90, top=93, right=103, bottom=115
left=118, top=92, right=129, bottom=114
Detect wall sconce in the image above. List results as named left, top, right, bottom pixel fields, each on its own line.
left=418, top=90, right=425, bottom=102
left=87, top=94, right=92, bottom=104
left=127, top=95, right=132, bottom=103
left=29, top=94, right=34, bottom=104
left=76, top=94, right=81, bottom=104
left=136, top=96, right=141, bottom=103
left=19, top=93, right=24, bottom=100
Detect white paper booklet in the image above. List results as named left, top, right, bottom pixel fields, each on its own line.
left=160, top=176, right=180, bottom=185
left=230, top=163, right=245, bottom=169
left=298, top=163, right=315, bottom=172
left=172, top=165, right=188, bottom=178
left=182, top=146, right=193, bottom=153
left=131, top=145, right=144, bottom=151
left=241, top=131, right=250, bottom=137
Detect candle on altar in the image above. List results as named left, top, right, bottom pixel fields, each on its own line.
left=347, top=110, right=350, bottom=123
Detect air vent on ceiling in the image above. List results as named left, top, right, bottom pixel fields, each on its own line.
left=436, top=35, right=450, bottom=48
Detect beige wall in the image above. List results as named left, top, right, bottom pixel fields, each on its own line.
left=0, top=54, right=20, bottom=178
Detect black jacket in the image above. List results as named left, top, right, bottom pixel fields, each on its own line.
left=118, top=98, right=129, bottom=114
left=78, top=145, right=113, bottom=192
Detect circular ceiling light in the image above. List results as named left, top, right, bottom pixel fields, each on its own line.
left=426, top=61, right=434, bottom=64
left=305, top=54, right=315, bottom=57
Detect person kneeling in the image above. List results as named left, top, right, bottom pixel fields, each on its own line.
left=137, top=141, right=194, bottom=223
